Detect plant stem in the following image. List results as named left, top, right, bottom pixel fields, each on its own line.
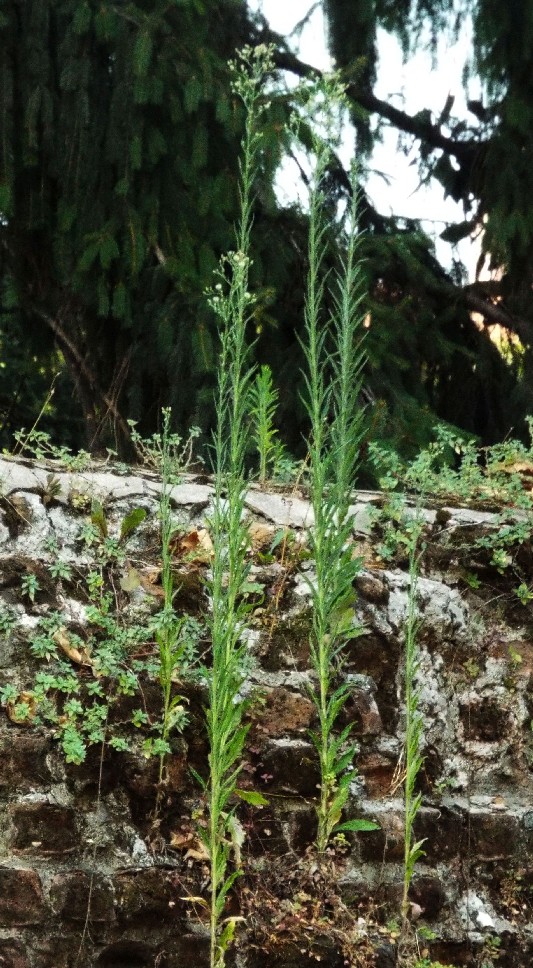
left=401, top=525, right=426, bottom=927
left=156, top=408, right=186, bottom=801
left=299, top=82, right=369, bottom=851
left=204, top=45, right=273, bottom=968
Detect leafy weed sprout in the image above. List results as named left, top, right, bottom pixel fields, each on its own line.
left=299, top=78, right=378, bottom=851
left=249, top=363, right=284, bottom=483
left=152, top=408, right=192, bottom=793
left=127, top=413, right=200, bottom=477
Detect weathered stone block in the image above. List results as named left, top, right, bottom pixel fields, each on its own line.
left=409, top=874, right=447, bottom=918
left=245, top=807, right=291, bottom=856
left=340, top=677, right=382, bottom=736
left=289, top=803, right=318, bottom=851
left=258, top=739, right=319, bottom=796
left=0, top=733, right=51, bottom=791
left=157, top=934, right=210, bottom=968
left=0, top=868, right=44, bottom=925
left=62, top=745, right=118, bottom=796
left=354, top=571, right=389, bottom=605
left=33, top=936, right=82, bottom=968
left=345, top=631, right=400, bottom=731
left=414, top=805, right=464, bottom=862
left=359, top=810, right=404, bottom=863
left=357, top=750, right=397, bottom=798
left=95, top=941, right=157, bottom=967
left=249, top=686, right=314, bottom=739
left=113, top=867, right=182, bottom=924
left=259, top=611, right=312, bottom=671
left=9, top=802, right=77, bottom=855
left=469, top=809, right=520, bottom=859
left=246, top=939, right=344, bottom=968
left=0, top=941, right=29, bottom=968
left=122, top=745, right=188, bottom=802
left=459, top=697, right=511, bottom=742
left=50, top=870, right=115, bottom=921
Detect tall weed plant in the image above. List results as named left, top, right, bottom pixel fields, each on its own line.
left=201, top=46, right=273, bottom=968
left=401, top=527, right=426, bottom=933
left=153, top=408, right=191, bottom=792
left=299, top=79, right=377, bottom=851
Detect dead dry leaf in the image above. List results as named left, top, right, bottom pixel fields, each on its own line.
left=179, top=896, right=209, bottom=909
left=169, top=830, right=195, bottom=850
left=248, top=522, right=277, bottom=552
left=138, top=566, right=165, bottom=598
left=120, top=565, right=141, bottom=593
left=184, top=842, right=210, bottom=863
left=170, top=528, right=214, bottom=563
left=52, top=627, right=92, bottom=667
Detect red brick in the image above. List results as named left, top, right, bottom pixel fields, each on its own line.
left=96, top=941, right=156, bottom=967
left=469, top=809, right=520, bottom=860
left=10, top=802, right=77, bottom=855
left=0, top=734, right=51, bottom=792
left=50, top=871, right=115, bottom=922
left=0, top=941, right=29, bottom=968
left=0, top=868, right=44, bottom=925
left=113, top=868, right=183, bottom=925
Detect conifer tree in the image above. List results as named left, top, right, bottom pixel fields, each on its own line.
left=328, top=0, right=533, bottom=435
left=3, top=0, right=533, bottom=455
left=0, top=0, right=259, bottom=449
left=271, top=0, right=533, bottom=447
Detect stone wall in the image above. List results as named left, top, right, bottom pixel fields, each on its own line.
left=0, top=455, right=532, bottom=967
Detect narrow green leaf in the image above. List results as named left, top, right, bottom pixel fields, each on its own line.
left=234, top=788, right=269, bottom=806
left=91, top=499, right=108, bottom=539
left=120, top=507, right=147, bottom=541
left=333, top=818, right=380, bottom=834
left=190, top=766, right=206, bottom=790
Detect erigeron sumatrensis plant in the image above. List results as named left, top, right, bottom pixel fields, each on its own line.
left=297, top=76, right=378, bottom=852
left=200, top=45, right=273, bottom=968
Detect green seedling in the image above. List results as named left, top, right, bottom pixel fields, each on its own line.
left=21, top=572, right=40, bottom=602
left=249, top=363, right=283, bottom=483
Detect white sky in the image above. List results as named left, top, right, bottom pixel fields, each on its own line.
left=249, top=0, right=481, bottom=277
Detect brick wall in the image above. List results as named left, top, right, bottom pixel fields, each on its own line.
left=0, top=456, right=532, bottom=967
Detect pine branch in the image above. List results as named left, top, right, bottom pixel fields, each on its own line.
left=31, top=305, right=133, bottom=448
left=267, top=37, right=483, bottom=164
left=462, top=287, right=532, bottom=343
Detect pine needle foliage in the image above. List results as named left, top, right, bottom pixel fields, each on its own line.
left=0, top=0, right=257, bottom=449
left=202, top=46, right=274, bottom=968
left=299, top=79, right=378, bottom=852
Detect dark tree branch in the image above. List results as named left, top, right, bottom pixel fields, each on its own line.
left=268, top=36, right=483, bottom=164
left=263, top=31, right=530, bottom=344
left=462, top=290, right=531, bottom=344
left=31, top=305, right=133, bottom=449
